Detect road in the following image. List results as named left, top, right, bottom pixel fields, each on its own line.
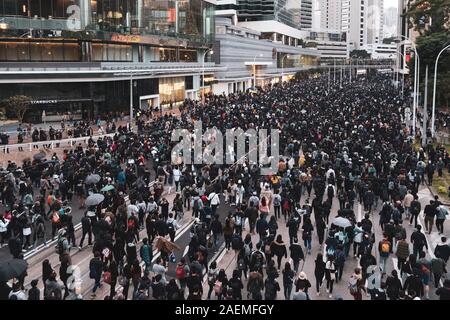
left=201, top=184, right=449, bottom=300
left=15, top=186, right=233, bottom=300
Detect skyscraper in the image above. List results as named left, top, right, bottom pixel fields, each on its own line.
left=300, top=0, right=313, bottom=29
left=341, top=0, right=385, bottom=50
left=320, top=0, right=342, bottom=31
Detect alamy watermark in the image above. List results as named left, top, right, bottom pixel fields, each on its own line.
left=171, top=121, right=280, bottom=175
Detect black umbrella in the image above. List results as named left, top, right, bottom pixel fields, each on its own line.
left=0, top=259, right=28, bottom=282
left=33, top=152, right=46, bottom=161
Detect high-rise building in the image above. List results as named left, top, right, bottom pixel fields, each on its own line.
left=341, top=0, right=385, bottom=50
left=300, top=0, right=313, bottom=29
left=320, top=0, right=342, bottom=31
left=236, top=0, right=301, bottom=29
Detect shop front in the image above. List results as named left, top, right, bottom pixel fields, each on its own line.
left=26, top=98, right=94, bottom=123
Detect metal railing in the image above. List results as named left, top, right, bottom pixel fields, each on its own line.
left=0, top=133, right=116, bottom=153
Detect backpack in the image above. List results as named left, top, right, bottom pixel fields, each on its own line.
left=193, top=199, right=200, bottom=210
left=52, top=212, right=60, bottom=224
left=273, top=195, right=281, bottom=206
left=47, top=287, right=62, bottom=300
left=167, top=221, right=175, bottom=234
left=348, top=277, right=359, bottom=295
left=244, top=243, right=252, bottom=257
left=231, top=234, right=242, bottom=250
left=381, top=241, right=390, bottom=254
left=327, top=185, right=334, bottom=197
left=251, top=251, right=263, bottom=270
left=388, top=181, right=395, bottom=190
left=237, top=258, right=245, bottom=270
left=103, top=271, right=112, bottom=284
left=336, top=250, right=346, bottom=265
left=152, top=282, right=166, bottom=300
left=264, top=280, right=276, bottom=298
left=235, top=215, right=242, bottom=226
left=214, top=280, right=223, bottom=295
left=55, top=238, right=65, bottom=255
left=175, top=265, right=186, bottom=280
left=127, top=218, right=135, bottom=229
left=208, top=269, right=217, bottom=285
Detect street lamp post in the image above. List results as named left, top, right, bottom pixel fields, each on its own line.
left=422, top=64, right=429, bottom=147
left=281, top=54, right=290, bottom=82
left=333, top=58, right=336, bottom=83
left=391, top=49, right=407, bottom=98
left=397, top=34, right=420, bottom=136
left=253, top=53, right=263, bottom=87
left=431, top=43, right=450, bottom=137
left=328, top=67, right=330, bottom=93
left=349, top=59, right=352, bottom=83
left=202, top=48, right=214, bottom=104
left=129, top=72, right=134, bottom=131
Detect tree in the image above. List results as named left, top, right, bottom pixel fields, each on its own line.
left=406, top=0, right=450, bottom=111
left=3, top=95, right=32, bottom=123
left=350, top=49, right=371, bottom=59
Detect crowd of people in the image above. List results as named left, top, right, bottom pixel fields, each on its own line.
left=0, top=72, right=449, bottom=301
left=0, top=117, right=122, bottom=150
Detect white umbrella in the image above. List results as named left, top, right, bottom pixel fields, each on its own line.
left=85, top=174, right=101, bottom=185
left=127, top=204, right=139, bottom=216
left=85, top=193, right=105, bottom=206
left=332, top=216, right=352, bottom=228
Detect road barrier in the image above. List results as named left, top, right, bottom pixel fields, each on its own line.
left=0, top=133, right=116, bottom=154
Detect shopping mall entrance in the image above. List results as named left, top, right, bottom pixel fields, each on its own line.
left=139, top=95, right=160, bottom=111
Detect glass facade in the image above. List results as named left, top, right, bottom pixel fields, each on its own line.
left=0, top=0, right=214, bottom=44
left=159, top=76, right=185, bottom=107
left=0, top=39, right=80, bottom=61
left=237, top=0, right=301, bottom=29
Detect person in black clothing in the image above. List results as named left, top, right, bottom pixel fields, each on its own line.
left=65, top=213, right=76, bottom=248
left=270, top=234, right=287, bottom=270
left=28, top=279, right=40, bottom=300
left=424, top=200, right=437, bottom=234
left=286, top=215, right=300, bottom=245
left=166, top=279, right=180, bottom=300
left=186, top=266, right=203, bottom=295
left=410, top=225, right=428, bottom=258
left=434, top=237, right=450, bottom=263
left=314, top=253, right=326, bottom=296
left=289, top=238, right=304, bottom=273
left=228, top=269, right=244, bottom=300
left=79, top=212, right=92, bottom=249
left=404, top=272, right=424, bottom=298
left=8, top=236, right=22, bottom=258
left=385, top=270, right=402, bottom=300
left=209, top=215, right=223, bottom=248
left=316, top=215, right=326, bottom=246
left=360, top=214, right=373, bottom=234
left=436, top=279, right=450, bottom=300
left=409, top=195, right=421, bottom=228
left=108, top=260, right=119, bottom=299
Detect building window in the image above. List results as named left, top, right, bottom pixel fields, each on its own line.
left=179, top=49, right=196, bottom=62
left=92, top=43, right=132, bottom=62
left=0, top=40, right=81, bottom=61
left=159, top=48, right=176, bottom=62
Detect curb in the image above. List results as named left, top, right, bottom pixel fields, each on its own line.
left=425, top=184, right=450, bottom=206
